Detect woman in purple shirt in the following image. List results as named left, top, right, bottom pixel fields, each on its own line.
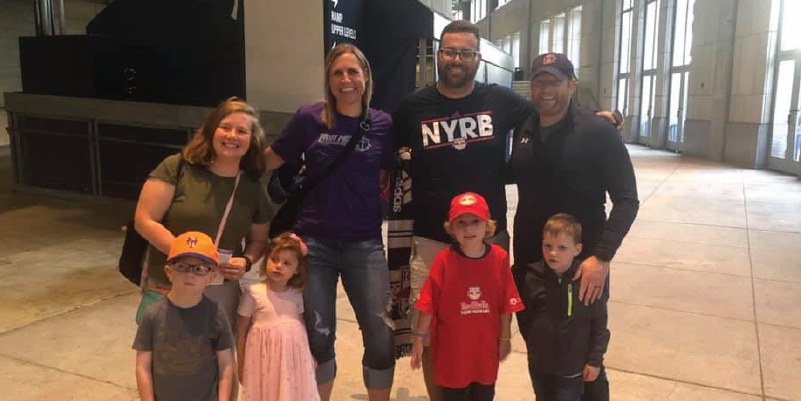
left=263, top=43, right=395, bottom=401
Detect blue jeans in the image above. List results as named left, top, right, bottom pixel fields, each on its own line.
left=301, top=236, right=395, bottom=389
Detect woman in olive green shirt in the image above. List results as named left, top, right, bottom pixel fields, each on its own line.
left=133, top=97, right=275, bottom=325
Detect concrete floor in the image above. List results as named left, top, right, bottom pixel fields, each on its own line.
left=1, top=145, right=800, bottom=400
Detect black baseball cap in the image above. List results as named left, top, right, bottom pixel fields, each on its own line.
left=531, top=52, right=575, bottom=80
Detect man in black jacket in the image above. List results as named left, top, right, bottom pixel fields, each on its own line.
left=509, top=53, right=638, bottom=401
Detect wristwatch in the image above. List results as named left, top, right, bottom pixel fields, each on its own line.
left=243, top=256, right=253, bottom=272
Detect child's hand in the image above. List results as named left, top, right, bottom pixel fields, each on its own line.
left=498, top=339, right=511, bottom=361
left=583, top=364, right=600, bottom=382
left=410, top=338, right=424, bottom=370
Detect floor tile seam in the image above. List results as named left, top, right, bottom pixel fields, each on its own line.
left=632, top=218, right=753, bottom=231
left=743, top=171, right=768, bottom=400
left=604, top=365, right=779, bottom=400
left=756, top=321, right=801, bottom=332
left=638, top=159, right=683, bottom=205
left=622, top=234, right=750, bottom=249
left=634, top=217, right=748, bottom=231
left=611, top=260, right=753, bottom=279
left=608, top=300, right=755, bottom=323
left=648, top=192, right=747, bottom=201
left=0, top=289, right=139, bottom=337
left=0, top=352, right=135, bottom=391
left=751, top=276, right=801, bottom=286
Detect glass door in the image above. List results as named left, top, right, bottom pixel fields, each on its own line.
left=666, top=0, right=694, bottom=151
left=637, top=0, right=659, bottom=144
left=768, top=59, right=800, bottom=172
left=768, top=0, right=801, bottom=173
left=667, top=70, right=689, bottom=150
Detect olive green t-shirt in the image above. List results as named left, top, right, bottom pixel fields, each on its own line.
left=147, top=154, right=275, bottom=287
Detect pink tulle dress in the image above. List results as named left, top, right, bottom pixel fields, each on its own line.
left=237, top=282, right=319, bottom=401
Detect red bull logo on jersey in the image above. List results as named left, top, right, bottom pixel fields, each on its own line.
left=420, top=112, right=494, bottom=150
left=461, top=285, right=490, bottom=315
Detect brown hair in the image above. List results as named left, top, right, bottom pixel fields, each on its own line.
left=439, top=20, right=481, bottom=50
left=542, top=213, right=582, bottom=245
left=182, top=97, right=266, bottom=179
left=443, top=219, right=497, bottom=240
left=262, top=232, right=309, bottom=290
left=322, top=43, right=373, bottom=129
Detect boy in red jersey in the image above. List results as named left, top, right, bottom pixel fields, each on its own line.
left=411, top=192, right=523, bottom=400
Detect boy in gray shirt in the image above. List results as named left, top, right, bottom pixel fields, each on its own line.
left=133, top=231, right=234, bottom=401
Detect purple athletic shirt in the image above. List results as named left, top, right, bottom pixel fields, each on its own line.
left=270, top=102, right=393, bottom=241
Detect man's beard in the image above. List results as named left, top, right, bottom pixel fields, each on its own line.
left=437, top=61, right=478, bottom=89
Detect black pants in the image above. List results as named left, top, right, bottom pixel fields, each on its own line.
left=530, top=372, right=583, bottom=401
left=441, top=382, right=495, bottom=401
left=529, top=367, right=609, bottom=401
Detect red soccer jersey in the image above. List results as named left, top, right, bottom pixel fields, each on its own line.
left=415, top=244, right=524, bottom=388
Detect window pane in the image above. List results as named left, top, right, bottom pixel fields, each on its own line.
left=617, top=78, right=628, bottom=116
left=554, top=13, right=566, bottom=53
left=771, top=60, right=795, bottom=159
left=540, top=20, right=551, bottom=54
left=644, top=1, right=659, bottom=70
left=640, top=75, right=653, bottom=137
left=471, top=1, right=476, bottom=22
left=513, top=32, right=521, bottom=68
left=568, top=6, right=583, bottom=73
left=620, top=10, right=632, bottom=74
left=780, top=0, right=801, bottom=51
left=669, top=72, right=682, bottom=142
left=684, top=0, right=695, bottom=64
left=673, top=0, right=687, bottom=66
left=680, top=72, right=689, bottom=142
left=623, top=0, right=633, bottom=10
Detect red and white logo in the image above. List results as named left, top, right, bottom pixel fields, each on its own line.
left=459, top=194, right=477, bottom=206
left=461, top=285, right=490, bottom=315
left=543, top=53, right=557, bottom=65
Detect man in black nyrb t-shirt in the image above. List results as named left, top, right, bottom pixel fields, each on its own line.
left=392, top=20, right=531, bottom=401
left=509, top=52, right=639, bottom=401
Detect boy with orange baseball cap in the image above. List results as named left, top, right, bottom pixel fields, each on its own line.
left=132, top=231, right=235, bottom=401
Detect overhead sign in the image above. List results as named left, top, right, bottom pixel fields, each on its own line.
left=324, top=0, right=364, bottom=52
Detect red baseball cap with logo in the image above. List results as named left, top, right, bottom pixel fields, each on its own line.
left=449, top=192, right=490, bottom=222
left=167, top=231, right=218, bottom=266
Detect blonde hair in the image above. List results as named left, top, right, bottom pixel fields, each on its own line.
left=262, top=232, right=308, bottom=290
left=443, top=219, right=497, bottom=240
left=542, top=213, right=582, bottom=245
left=322, top=43, right=373, bottom=129
left=182, top=97, right=266, bottom=179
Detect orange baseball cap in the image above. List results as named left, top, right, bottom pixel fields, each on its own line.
left=167, top=231, right=218, bottom=266
left=449, top=192, right=490, bottom=222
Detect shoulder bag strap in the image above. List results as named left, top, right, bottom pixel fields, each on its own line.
left=214, top=171, right=242, bottom=247
left=292, top=108, right=372, bottom=198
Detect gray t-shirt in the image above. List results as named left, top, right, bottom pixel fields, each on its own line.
left=132, top=296, right=234, bottom=401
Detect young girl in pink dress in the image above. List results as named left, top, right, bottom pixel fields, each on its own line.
left=236, top=232, right=319, bottom=401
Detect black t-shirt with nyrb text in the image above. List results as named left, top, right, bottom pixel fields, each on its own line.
left=392, top=83, right=532, bottom=243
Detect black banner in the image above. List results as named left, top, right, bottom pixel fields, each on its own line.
left=323, top=0, right=364, bottom=53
